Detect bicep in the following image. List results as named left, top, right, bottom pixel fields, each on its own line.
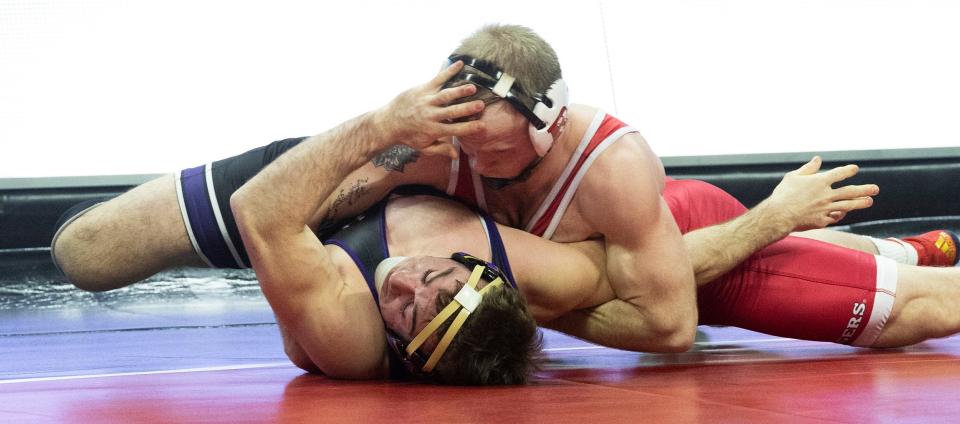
left=604, top=196, right=692, bottom=302
left=578, top=140, right=692, bottom=301
left=577, top=144, right=696, bottom=332
left=559, top=201, right=697, bottom=352
left=242, top=225, right=387, bottom=379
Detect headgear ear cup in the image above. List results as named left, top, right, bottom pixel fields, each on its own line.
left=528, top=79, right=569, bottom=156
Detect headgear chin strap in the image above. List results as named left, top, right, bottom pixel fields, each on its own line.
left=398, top=253, right=508, bottom=374
left=445, top=54, right=569, bottom=157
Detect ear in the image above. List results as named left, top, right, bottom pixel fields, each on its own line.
left=528, top=79, right=570, bottom=156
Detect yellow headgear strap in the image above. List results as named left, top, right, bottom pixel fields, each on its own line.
left=405, top=264, right=503, bottom=373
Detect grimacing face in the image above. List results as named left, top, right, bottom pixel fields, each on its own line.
left=456, top=100, right=538, bottom=178
left=445, top=79, right=539, bottom=179
left=377, top=256, right=473, bottom=342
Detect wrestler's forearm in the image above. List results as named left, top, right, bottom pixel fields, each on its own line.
left=545, top=300, right=690, bottom=353
left=231, top=111, right=391, bottom=232
left=235, top=61, right=484, bottom=229
left=683, top=199, right=793, bottom=285
left=685, top=157, right=879, bottom=286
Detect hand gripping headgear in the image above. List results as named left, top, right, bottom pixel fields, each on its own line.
left=444, top=54, right=569, bottom=156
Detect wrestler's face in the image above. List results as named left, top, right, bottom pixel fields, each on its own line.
left=377, top=256, right=472, bottom=342
left=456, top=101, right=539, bottom=179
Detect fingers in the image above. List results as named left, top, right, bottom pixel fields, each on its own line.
left=830, top=196, right=874, bottom=213
left=430, top=60, right=465, bottom=87
left=419, top=140, right=460, bottom=159
left=443, top=120, right=485, bottom=138
left=828, top=210, right=847, bottom=222
left=821, top=164, right=859, bottom=185
left=438, top=100, right=484, bottom=121
left=793, top=156, right=822, bottom=175
left=831, top=184, right=879, bottom=201
left=432, top=84, right=477, bottom=106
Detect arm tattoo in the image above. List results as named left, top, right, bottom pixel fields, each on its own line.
left=318, top=177, right=369, bottom=237
left=372, top=144, right=420, bottom=173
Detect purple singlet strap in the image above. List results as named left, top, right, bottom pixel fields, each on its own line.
left=480, top=213, right=518, bottom=288
left=180, top=165, right=242, bottom=269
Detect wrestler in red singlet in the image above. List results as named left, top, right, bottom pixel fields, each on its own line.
left=447, top=110, right=897, bottom=347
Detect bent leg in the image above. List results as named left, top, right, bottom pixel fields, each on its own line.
left=796, top=228, right=959, bottom=267
left=698, top=236, right=895, bottom=346
left=792, top=229, right=879, bottom=254
left=53, top=137, right=309, bottom=291
left=52, top=174, right=203, bottom=291
left=872, top=265, right=960, bottom=347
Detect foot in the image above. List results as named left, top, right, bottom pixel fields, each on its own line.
left=899, top=230, right=960, bottom=267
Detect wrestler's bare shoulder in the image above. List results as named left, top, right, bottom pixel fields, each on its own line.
left=547, top=107, right=666, bottom=241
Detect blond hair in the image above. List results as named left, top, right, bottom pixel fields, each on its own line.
left=453, top=24, right=562, bottom=97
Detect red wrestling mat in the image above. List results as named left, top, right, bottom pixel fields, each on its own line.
left=2, top=252, right=957, bottom=423
left=3, top=327, right=960, bottom=423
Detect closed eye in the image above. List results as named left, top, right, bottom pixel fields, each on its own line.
left=425, top=267, right=455, bottom=286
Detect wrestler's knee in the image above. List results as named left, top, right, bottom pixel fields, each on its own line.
left=871, top=268, right=960, bottom=348
left=52, top=218, right=118, bottom=292
left=51, top=200, right=142, bottom=292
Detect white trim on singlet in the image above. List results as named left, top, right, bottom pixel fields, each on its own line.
left=524, top=110, right=638, bottom=240
left=204, top=163, right=246, bottom=268
left=524, top=111, right=606, bottom=234
left=890, top=237, right=920, bottom=265
left=446, top=138, right=461, bottom=195
left=175, top=169, right=215, bottom=268
left=540, top=126, right=636, bottom=240
left=852, top=256, right=899, bottom=347
left=468, top=156, right=488, bottom=211
left=478, top=214, right=492, bottom=252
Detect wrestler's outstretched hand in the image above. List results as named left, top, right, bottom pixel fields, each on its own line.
left=374, top=60, right=485, bottom=158
left=767, top=156, right=879, bottom=231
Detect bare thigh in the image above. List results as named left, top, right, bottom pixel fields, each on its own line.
left=53, top=174, right=206, bottom=290
left=792, top=229, right=879, bottom=255
left=873, top=265, right=960, bottom=347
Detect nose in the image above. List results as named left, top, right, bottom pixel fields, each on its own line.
left=390, top=270, right=419, bottom=299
